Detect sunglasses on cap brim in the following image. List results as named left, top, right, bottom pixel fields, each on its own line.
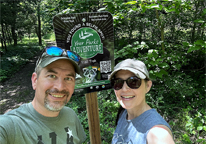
left=36, top=46, right=81, bottom=66
left=111, top=76, right=142, bottom=90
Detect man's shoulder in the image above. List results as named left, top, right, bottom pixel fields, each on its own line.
left=0, top=103, right=30, bottom=122
left=60, top=106, right=81, bottom=123
left=0, top=114, right=12, bottom=121
left=62, top=106, right=76, bottom=115
left=62, top=106, right=73, bottom=111
left=4, top=103, right=29, bottom=115
left=0, top=114, right=14, bottom=129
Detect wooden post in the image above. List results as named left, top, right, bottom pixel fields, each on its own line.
left=85, top=92, right=101, bottom=144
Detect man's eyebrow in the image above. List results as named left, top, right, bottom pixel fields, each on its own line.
left=46, top=68, right=76, bottom=78
left=66, top=73, right=76, bottom=78
left=46, top=69, right=57, bottom=74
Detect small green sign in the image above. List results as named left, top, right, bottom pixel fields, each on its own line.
left=70, top=27, right=103, bottom=59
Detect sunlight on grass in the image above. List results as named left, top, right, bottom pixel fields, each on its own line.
left=43, top=32, right=56, bottom=41
left=0, top=37, right=44, bottom=82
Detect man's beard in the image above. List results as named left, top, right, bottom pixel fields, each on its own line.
left=44, top=89, right=70, bottom=112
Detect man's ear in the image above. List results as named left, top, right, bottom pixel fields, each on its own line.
left=146, top=80, right=152, bottom=93
left=31, top=72, right=38, bottom=90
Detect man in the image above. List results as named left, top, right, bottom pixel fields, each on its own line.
left=0, top=46, right=86, bottom=144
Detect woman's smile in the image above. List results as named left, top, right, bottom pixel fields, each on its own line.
left=121, top=95, right=135, bottom=100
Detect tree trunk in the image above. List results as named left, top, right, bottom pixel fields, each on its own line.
left=11, top=25, right=17, bottom=46
left=6, top=25, right=12, bottom=45
left=138, top=21, right=143, bottom=44
left=11, top=2, right=17, bottom=46
left=1, top=23, right=7, bottom=52
left=155, top=9, right=165, bottom=52
left=37, top=3, right=42, bottom=46
left=191, top=1, right=200, bottom=44
left=160, top=25, right=165, bottom=51
left=138, top=14, right=144, bottom=44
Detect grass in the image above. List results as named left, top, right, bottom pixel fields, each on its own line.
left=43, top=32, right=56, bottom=41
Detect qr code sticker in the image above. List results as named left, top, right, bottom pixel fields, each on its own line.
left=100, top=60, right=111, bottom=73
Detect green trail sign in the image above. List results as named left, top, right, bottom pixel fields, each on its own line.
left=53, top=12, right=114, bottom=95
left=70, top=27, right=103, bottom=59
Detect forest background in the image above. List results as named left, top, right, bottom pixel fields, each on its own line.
left=0, top=0, right=205, bottom=143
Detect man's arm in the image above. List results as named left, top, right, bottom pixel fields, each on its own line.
left=0, top=127, right=9, bottom=144
left=0, top=116, right=14, bottom=144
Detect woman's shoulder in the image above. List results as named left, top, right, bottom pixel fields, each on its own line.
left=132, top=109, right=171, bottom=133
left=141, top=109, right=168, bottom=123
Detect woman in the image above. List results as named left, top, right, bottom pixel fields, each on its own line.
left=109, top=59, right=175, bottom=144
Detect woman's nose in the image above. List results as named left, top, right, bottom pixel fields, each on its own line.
left=121, top=81, right=130, bottom=91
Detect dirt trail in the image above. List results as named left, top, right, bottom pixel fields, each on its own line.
left=0, top=56, right=37, bottom=114
left=0, top=41, right=56, bottom=114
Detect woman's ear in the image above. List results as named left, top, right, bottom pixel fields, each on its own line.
left=146, top=80, right=152, bottom=93
left=31, top=72, right=37, bottom=90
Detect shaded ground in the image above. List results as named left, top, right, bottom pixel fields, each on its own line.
left=0, top=55, right=37, bottom=114
left=0, top=41, right=55, bottom=114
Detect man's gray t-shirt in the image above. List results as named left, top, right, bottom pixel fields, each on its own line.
left=0, top=102, right=86, bottom=144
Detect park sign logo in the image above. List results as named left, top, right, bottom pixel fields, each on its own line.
left=70, top=27, right=103, bottom=59
left=53, top=12, right=114, bottom=95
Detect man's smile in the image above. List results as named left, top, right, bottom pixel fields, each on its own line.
left=50, top=94, right=65, bottom=98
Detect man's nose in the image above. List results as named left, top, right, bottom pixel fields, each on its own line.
left=54, top=79, right=66, bottom=91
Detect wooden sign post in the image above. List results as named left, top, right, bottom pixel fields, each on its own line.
left=85, top=92, right=101, bottom=144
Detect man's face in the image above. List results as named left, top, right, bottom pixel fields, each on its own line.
left=32, top=59, right=76, bottom=114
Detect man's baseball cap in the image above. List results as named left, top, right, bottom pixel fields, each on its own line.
left=109, top=59, right=149, bottom=80
left=35, top=52, right=80, bottom=74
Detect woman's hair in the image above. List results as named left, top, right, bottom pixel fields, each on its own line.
left=116, top=105, right=125, bottom=125
left=115, top=78, right=151, bottom=125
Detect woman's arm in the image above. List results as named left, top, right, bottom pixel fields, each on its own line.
left=147, top=125, right=175, bottom=144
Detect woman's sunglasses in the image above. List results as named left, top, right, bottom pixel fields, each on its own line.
left=37, top=46, right=80, bottom=65
left=111, top=76, right=142, bottom=90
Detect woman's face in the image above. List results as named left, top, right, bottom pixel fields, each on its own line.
left=114, top=70, right=152, bottom=110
